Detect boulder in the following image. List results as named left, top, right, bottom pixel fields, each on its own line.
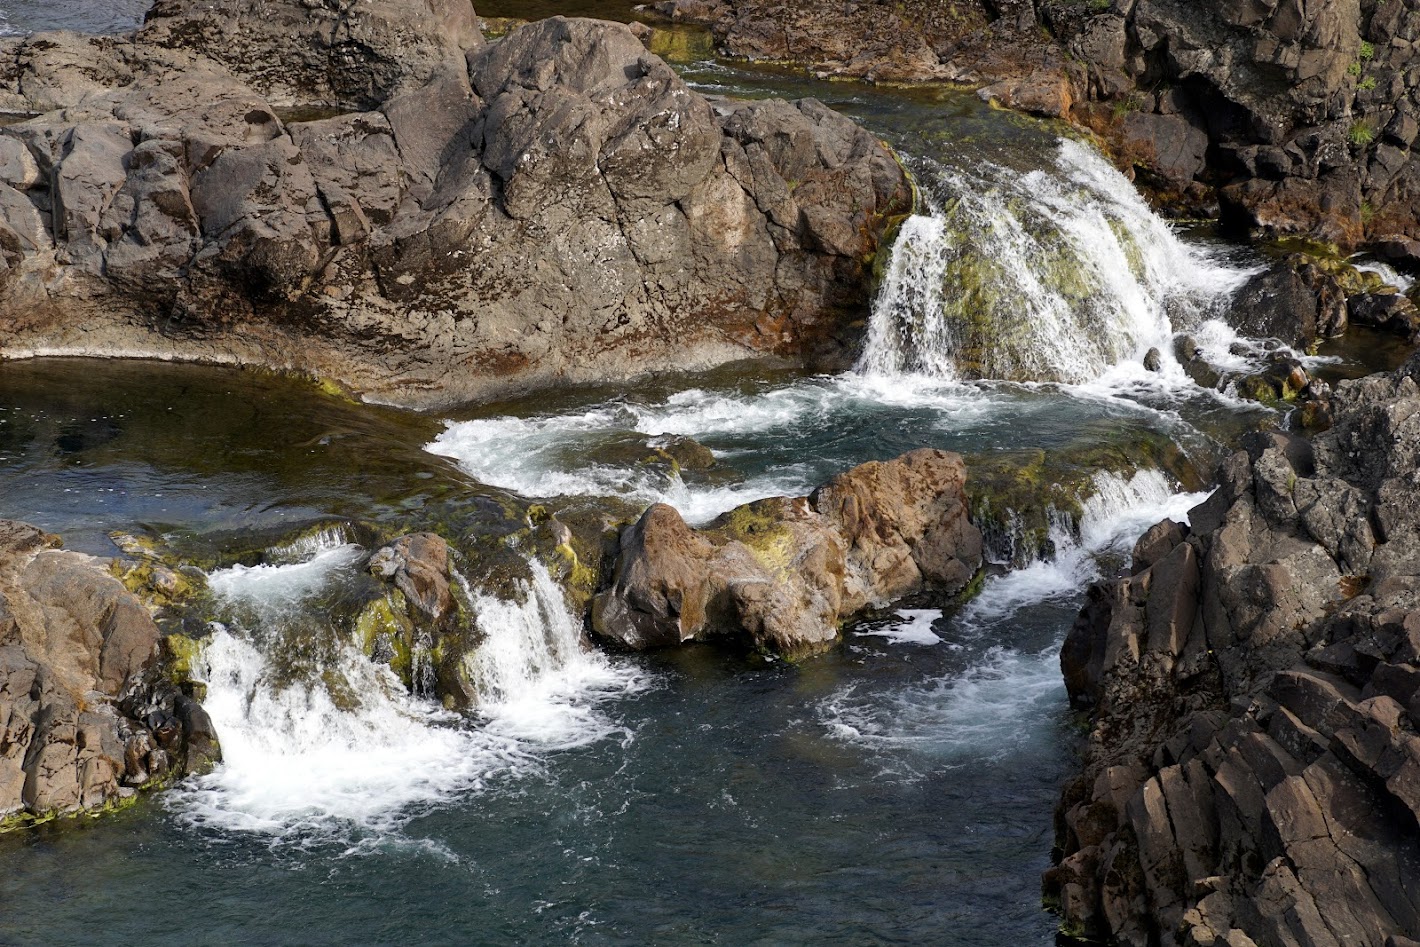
left=1048, top=355, right=1420, bottom=944
left=0, top=520, right=218, bottom=831
left=592, top=449, right=982, bottom=658
left=0, top=10, right=910, bottom=410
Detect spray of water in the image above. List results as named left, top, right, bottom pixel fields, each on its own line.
left=172, top=539, right=649, bottom=841
left=860, top=139, right=1254, bottom=384
left=823, top=469, right=1210, bottom=763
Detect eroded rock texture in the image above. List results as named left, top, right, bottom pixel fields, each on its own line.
left=647, top=0, right=1065, bottom=97
left=655, top=0, right=1420, bottom=247
left=0, top=1, right=909, bottom=408
left=1049, top=357, right=1420, bottom=946
left=0, top=521, right=218, bottom=830
left=592, top=448, right=982, bottom=658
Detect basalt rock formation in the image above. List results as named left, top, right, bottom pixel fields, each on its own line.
left=1047, top=356, right=1420, bottom=946
left=592, top=448, right=982, bottom=658
left=0, top=0, right=910, bottom=409
left=653, top=0, right=1420, bottom=250
left=0, top=520, right=218, bottom=831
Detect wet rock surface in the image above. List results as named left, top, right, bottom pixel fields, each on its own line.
left=591, top=448, right=982, bottom=658
left=0, top=0, right=909, bottom=409
left=0, top=520, right=218, bottom=830
left=1048, top=355, right=1420, bottom=946
left=647, top=0, right=1066, bottom=94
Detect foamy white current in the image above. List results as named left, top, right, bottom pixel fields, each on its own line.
left=427, top=374, right=1010, bottom=524
left=823, top=469, right=1210, bottom=761
left=860, top=139, right=1256, bottom=385
left=173, top=541, right=649, bottom=840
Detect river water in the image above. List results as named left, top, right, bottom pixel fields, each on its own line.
left=0, top=5, right=1409, bottom=947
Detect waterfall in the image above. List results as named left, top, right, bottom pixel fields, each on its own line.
left=174, top=536, right=647, bottom=838
left=859, top=139, right=1253, bottom=384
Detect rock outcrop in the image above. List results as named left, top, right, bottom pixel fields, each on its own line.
left=647, top=0, right=1067, bottom=100
left=0, top=520, right=218, bottom=831
left=653, top=0, right=1420, bottom=248
left=1039, top=0, right=1418, bottom=245
left=0, top=1, right=909, bottom=409
left=592, top=448, right=982, bottom=658
left=1047, top=356, right=1420, bottom=945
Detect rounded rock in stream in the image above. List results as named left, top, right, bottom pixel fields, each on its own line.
left=591, top=449, right=982, bottom=659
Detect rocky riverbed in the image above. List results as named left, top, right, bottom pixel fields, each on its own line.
left=0, top=2, right=1419, bottom=947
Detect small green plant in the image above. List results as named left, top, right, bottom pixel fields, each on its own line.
left=1359, top=40, right=1376, bottom=60
left=1359, top=76, right=1377, bottom=91
left=1361, top=201, right=1376, bottom=224
left=1347, top=61, right=1363, bottom=77
left=1350, top=121, right=1375, bottom=146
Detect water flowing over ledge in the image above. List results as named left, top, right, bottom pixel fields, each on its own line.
left=173, top=540, right=651, bottom=842
left=860, top=139, right=1256, bottom=385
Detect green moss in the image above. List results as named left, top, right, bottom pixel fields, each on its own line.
left=355, top=591, right=414, bottom=684
left=161, top=632, right=208, bottom=682
left=710, top=500, right=799, bottom=577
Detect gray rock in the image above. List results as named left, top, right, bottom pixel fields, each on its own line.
left=1048, top=355, right=1420, bottom=944
left=0, top=11, right=909, bottom=410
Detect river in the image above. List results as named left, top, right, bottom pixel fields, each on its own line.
left=0, top=5, right=1404, bottom=946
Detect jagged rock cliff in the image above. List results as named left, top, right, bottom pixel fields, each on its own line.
left=1048, top=357, right=1420, bottom=946
left=0, top=1, right=910, bottom=409
left=653, top=0, right=1420, bottom=250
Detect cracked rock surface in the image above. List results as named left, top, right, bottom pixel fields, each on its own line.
left=1049, top=353, right=1420, bottom=947
left=0, top=520, right=217, bottom=830
left=0, top=1, right=909, bottom=409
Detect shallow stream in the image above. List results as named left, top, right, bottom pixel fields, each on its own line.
left=0, top=5, right=1411, bottom=946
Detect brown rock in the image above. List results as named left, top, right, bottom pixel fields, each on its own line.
left=0, top=519, right=218, bottom=830
left=593, top=449, right=981, bottom=658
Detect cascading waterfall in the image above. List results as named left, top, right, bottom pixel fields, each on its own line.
left=860, top=138, right=1254, bottom=384
left=173, top=537, right=646, bottom=838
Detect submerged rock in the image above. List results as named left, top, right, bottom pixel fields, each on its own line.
left=1047, top=356, right=1420, bottom=945
left=591, top=449, right=982, bottom=658
left=0, top=3, right=909, bottom=409
left=0, top=520, right=218, bottom=831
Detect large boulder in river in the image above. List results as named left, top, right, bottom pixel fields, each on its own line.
left=0, top=9, right=910, bottom=409
left=0, top=521, right=218, bottom=830
left=1046, top=356, right=1420, bottom=945
left=591, top=449, right=982, bottom=658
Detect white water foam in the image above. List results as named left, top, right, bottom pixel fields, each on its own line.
left=173, top=542, right=648, bottom=840
left=824, top=469, right=1210, bottom=761
left=961, top=468, right=1209, bottom=627
left=859, top=138, right=1255, bottom=387
left=1351, top=255, right=1415, bottom=293
left=856, top=609, right=943, bottom=646
left=427, top=375, right=1008, bottom=524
